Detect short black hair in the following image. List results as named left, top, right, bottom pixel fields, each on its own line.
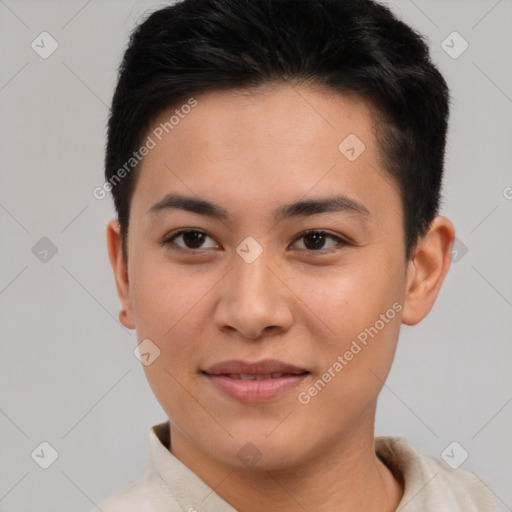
left=105, top=0, right=450, bottom=261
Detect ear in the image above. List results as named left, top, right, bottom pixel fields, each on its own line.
left=402, top=216, right=456, bottom=326
left=106, top=219, right=135, bottom=330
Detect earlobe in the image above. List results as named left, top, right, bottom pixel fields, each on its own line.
left=106, top=219, right=136, bottom=330
left=401, top=216, right=456, bottom=326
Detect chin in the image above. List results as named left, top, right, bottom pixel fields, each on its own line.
left=211, top=431, right=309, bottom=472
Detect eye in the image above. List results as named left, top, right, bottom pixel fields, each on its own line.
left=162, top=228, right=349, bottom=253
left=162, top=229, right=219, bottom=251
left=291, top=230, right=349, bottom=252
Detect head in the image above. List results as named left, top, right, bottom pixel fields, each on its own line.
left=106, top=0, right=455, bottom=471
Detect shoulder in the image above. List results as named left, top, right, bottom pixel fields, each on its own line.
left=90, top=475, right=182, bottom=512
left=90, top=478, right=147, bottom=512
left=375, top=436, right=498, bottom=512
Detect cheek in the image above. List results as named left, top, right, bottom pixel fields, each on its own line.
left=296, top=274, right=402, bottom=428
left=297, top=259, right=403, bottom=377
left=299, top=261, right=395, bottom=329
left=133, top=266, right=208, bottom=415
left=129, top=260, right=227, bottom=396
left=130, top=256, right=210, bottom=335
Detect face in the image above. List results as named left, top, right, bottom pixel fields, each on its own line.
left=108, top=83, right=454, bottom=471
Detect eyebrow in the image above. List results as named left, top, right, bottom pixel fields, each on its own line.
left=147, top=193, right=370, bottom=222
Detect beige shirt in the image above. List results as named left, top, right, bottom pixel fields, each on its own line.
left=94, top=421, right=498, bottom=511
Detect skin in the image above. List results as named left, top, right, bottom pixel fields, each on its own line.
left=107, top=83, right=455, bottom=512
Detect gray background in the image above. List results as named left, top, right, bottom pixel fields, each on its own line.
left=0, top=0, right=511, bottom=510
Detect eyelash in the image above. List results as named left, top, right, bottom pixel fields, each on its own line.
left=161, top=228, right=349, bottom=254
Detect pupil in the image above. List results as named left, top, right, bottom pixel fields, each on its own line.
left=304, top=233, right=325, bottom=250
left=183, top=231, right=204, bottom=248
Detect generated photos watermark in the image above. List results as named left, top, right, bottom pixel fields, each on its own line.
left=93, top=97, right=198, bottom=200
left=298, top=301, right=403, bottom=405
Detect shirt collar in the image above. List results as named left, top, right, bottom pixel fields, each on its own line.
left=148, top=421, right=238, bottom=512
left=148, top=421, right=496, bottom=512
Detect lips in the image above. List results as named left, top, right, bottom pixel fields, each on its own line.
left=223, top=372, right=295, bottom=380
left=203, top=359, right=309, bottom=376
left=202, top=359, right=310, bottom=402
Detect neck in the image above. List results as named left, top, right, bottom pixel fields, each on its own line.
left=168, top=409, right=403, bottom=512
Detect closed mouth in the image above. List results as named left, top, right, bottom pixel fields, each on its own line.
left=203, top=371, right=309, bottom=380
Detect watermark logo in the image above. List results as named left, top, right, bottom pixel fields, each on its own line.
left=31, top=31, right=59, bottom=59
left=236, top=236, right=263, bottom=264
left=32, top=237, right=58, bottom=263
left=338, top=134, right=366, bottom=161
left=450, top=237, right=468, bottom=263
left=134, top=338, right=161, bottom=366
left=31, top=441, right=59, bottom=469
left=441, top=441, right=469, bottom=469
left=441, top=31, right=469, bottom=59
left=237, top=442, right=262, bottom=468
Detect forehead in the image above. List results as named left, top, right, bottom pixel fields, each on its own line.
left=152, top=84, right=378, bottom=157
left=131, top=84, right=399, bottom=224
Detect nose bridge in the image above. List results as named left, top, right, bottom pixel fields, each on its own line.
left=231, top=241, right=277, bottom=303
left=215, top=238, right=293, bottom=339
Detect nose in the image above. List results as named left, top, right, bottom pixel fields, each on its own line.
left=214, top=246, right=294, bottom=341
